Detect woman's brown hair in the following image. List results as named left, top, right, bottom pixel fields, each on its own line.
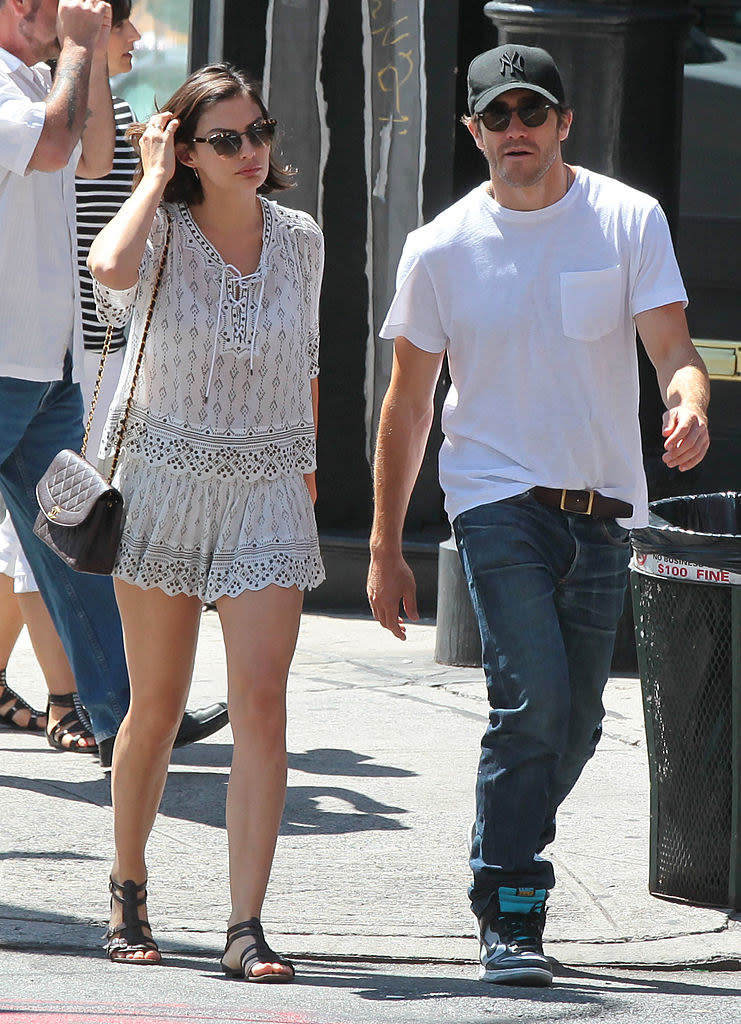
left=126, top=63, right=295, bottom=204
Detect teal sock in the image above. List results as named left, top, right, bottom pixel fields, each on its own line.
left=497, top=886, right=547, bottom=914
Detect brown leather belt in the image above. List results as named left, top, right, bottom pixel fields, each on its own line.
left=531, top=487, right=633, bottom=519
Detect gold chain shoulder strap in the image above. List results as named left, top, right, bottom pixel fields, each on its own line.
left=81, top=210, right=172, bottom=482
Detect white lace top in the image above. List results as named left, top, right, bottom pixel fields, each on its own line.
left=91, top=198, right=326, bottom=600
left=94, top=198, right=322, bottom=479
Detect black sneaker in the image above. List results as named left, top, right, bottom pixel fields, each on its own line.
left=478, top=886, right=552, bottom=986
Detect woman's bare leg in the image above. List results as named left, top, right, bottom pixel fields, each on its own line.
left=0, top=573, right=44, bottom=729
left=17, top=591, right=92, bottom=747
left=0, top=572, right=23, bottom=665
left=217, top=584, right=303, bottom=979
left=108, top=580, right=203, bottom=963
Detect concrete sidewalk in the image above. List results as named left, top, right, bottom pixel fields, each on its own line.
left=0, top=609, right=738, bottom=972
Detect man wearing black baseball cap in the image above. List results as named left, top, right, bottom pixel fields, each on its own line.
left=467, top=43, right=566, bottom=111
left=368, top=44, right=709, bottom=985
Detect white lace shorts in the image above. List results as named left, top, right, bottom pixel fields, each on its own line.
left=112, top=454, right=325, bottom=602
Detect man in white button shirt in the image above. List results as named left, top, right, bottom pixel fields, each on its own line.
left=367, top=45, right=710, bottom=986
left=0, top=0, right=131, bottom=752
left=0, top=1, right=229, bottom=767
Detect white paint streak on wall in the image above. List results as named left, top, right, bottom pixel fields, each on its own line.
left=372, top=118, right=393, bottom=201
left=263, top=0, right=275, bottom=104
left=316, top=0, right=329, bottom=229
left=361, top=1, right=375, bottom=463
left=208, top=0, right=225, bottom=64
left=417, top=0, right=426, bottom=228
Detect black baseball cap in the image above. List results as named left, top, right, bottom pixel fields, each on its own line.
left=467, top=45, right=566, bottom=114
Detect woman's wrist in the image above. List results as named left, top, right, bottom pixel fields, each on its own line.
left=139, top=169, right=169, bottom=196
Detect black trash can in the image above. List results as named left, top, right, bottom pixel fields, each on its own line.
left=631, top=493, right=741, bottom=910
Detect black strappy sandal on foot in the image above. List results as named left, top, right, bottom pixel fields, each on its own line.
left=221, top=918, right=295, bottom=982
left=105, top=878, right=161, bottom=965
left=46, top=692, right=98, bottom=753
left=0, top=668, right=45, bottom=732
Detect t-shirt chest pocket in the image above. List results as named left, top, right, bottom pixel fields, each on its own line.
left=560, top=265, right=623, bottom=341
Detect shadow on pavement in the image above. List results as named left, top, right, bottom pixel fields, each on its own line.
left=265, top=960, right=741, bottom=1005
left=0, top=773, right=111, bottom=807
left=282, top=784, right=409, bottom=834
left=553, top=963, right=741, bottom=999
left=0, top=849, right=104, bottom=863
left=275, top=961, right=610, bottom=1007
left=158, top=770, right=410, bottom=834
left=1, top=745, right=412, bottom=836
left=288, top=748, right=417, bottom=778
left=171, top=743, right=416, bottom=780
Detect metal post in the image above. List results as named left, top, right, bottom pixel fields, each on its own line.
left=483, top=2, right=695, bottom=223
left=435, top=537, right=482, bottom=666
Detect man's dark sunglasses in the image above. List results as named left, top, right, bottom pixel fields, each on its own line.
left=191, top=118, right=277, bottom=157
left=480, top=102, right=555, bottom=132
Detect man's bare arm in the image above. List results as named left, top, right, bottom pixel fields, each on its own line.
left=636, top=301, right=710, bottom=472
left=367, top=337, right=444, bottom=639
left=76, top=31, right=114, bottom=178
left=27, top=0, right=112, bottom=174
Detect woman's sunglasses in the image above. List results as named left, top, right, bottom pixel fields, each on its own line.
left=190, top=118, right=277, bottom=157
left=480, top=102, right=555, bottom=133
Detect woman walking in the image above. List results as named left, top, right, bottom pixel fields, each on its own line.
left=88, top=64, right=324, bottom=979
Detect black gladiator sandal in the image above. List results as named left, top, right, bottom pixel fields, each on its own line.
left=221, top=918, right=295, bottom=982
left=46, top=691, right=98, bottom=753
left=0, top=668, right=45, bottom=732
left=105, top=878, right=161, bottom=965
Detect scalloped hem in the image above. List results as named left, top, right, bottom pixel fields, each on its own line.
left=112, top=551, right=325, bottom=602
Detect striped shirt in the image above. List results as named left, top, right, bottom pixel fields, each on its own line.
left=76, top=96, right=138, bottom=352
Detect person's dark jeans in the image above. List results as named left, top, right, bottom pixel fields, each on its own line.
left=0, top=354, right=129, bottom=739
left=453, top=492, right=630, bottom=918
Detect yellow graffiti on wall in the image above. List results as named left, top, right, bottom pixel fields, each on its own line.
left=371, top=2, right=417, bottom=135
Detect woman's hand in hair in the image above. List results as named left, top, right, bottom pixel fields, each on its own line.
left=89, top=112, right=179, bottom=290
left=137, top=112, right=180, bottom=187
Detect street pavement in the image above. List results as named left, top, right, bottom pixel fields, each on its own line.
left=1, top=607, right=739, bottom=1004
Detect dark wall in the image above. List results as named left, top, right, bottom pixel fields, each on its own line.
left=191, top=0, right=269, bottom=75
left=194, top=1, right=474, bottom=538
left=314, top=4, right=372, bottom=530
left=454, top=1, right=497, bottom=198
left=691, top=0, right=741, bottom=41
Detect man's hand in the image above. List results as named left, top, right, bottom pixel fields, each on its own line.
left=367, top=550, right=419, bottom=641
left=57, top=0, right=111, bottom=52
left=662, top=404, right=709, bottom=472
left=93, top=0, right=112, bottom=59
left=636, top=303, right=711, bottom=474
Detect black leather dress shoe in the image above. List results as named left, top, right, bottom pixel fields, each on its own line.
left=172, top=702, right=229, bottom=748
left=98, top=702, right=229, bottom=769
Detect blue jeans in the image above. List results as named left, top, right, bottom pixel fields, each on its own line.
left=453, top=492, right=630, bottom=918
left=0, top=355, right=129, bottom=739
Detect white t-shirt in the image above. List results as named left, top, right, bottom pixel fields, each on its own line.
left=0, top=48, right=83, bottom=382
left=379, top=167, right=688, bottom=529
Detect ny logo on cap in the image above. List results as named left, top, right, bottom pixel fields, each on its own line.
left=500, top=50, right=525, bottom=78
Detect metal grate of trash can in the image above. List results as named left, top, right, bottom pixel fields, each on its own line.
left=631, top=493, right=741, bottom=910
left=632, top=573, right=739, bottom=907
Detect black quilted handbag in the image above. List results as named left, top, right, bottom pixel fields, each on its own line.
left=34, top=450, right=124, bottom=574
left=33, top=217, right=171, bottom=575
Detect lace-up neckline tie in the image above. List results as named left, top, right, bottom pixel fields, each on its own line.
left=204, top=264, right=266, bottom=401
